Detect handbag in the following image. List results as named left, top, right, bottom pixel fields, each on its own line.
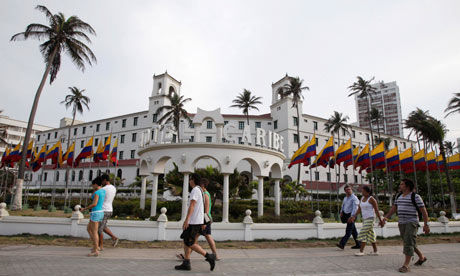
left=199, top=187, right=213, bottom=224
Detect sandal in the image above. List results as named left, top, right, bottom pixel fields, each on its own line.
left=414, top=257, right=427, bottom=266
left=176, top=253, right=185, bottom=260
left=398, top=266, right=409, bottom=273
left=87, top=251, right=99, bottom=257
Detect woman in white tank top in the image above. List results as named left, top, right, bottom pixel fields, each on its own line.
left=350, top=186, right=385, bottom=256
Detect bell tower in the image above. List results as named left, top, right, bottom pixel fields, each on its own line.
left=148, top=71, right=182, bottom=123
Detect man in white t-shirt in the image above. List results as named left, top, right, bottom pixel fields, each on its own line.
left=98, top=174, right=119, bottom=250
left=175, top=173, right=216, bottom=271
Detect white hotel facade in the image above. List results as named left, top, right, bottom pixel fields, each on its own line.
left=28, top=73, right=415, bottom=193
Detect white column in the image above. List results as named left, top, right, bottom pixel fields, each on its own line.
left=140, top=176, right=147, bottom=210
left=216, top=124, right=224, bottom=143
left=150, top=174, right=159, bottom=217
left=257, top=176, right=264, bottom=217
left=274, top=179, right=280, bottom=216
left=181, top=173, right=190, bottom=221
left=194, top=123, right=201, bottom=142
left=222, top=173, right=230, bottom=223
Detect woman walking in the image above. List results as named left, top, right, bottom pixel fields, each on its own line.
left=349, top=186, right=385, bottom=256
left=81, top=176, right=106, bottom=257
left=200, top=178, right=219, bottom=260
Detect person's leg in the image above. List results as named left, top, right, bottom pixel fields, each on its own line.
left=371, top=243, right=377, bottom=253
left=205, top=235, right=218, bottom=257
left=351, top=222, right=360, bottom=246
left=92, top=222, right=100, bottom=253
left=400, top=223, right=416, bottom=270
left=103, top=227, right=118, bottom=240
left=189, top=234, right=207, bottom=256
left=339, top=222, right=353, bottom=247
left=98, top=232, right=104, bottom=250
left=359, top=242, right=366, bottom=253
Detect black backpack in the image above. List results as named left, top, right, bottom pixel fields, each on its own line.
left=394, top=192, right=423, bottom=220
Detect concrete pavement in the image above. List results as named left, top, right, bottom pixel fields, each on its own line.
left=1, top=243, right=460, bottom=275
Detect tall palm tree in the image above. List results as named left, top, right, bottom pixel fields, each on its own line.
left=10, top=5, right=96, bottom=210
left=424, top=117, right=457, bottom=215
left=370, top=107, right=384, bottom=139
left=444, top=141, right=456, bottom=155
left=280, top=77, right=309, bottom=183
left=324, top=111, right=350, bottom=214
left=404, top=108, right=429, bottom=151
left=348, top=76, right=377, bottom=148
left=444, top=93, right=460, bottom=117
left=61, top=87, right=90, bottom=204
left=156, top=91, right=192, bottom=143
left=230, top=89, right=262, bottom=125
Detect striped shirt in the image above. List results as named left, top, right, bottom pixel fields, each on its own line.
left=395, top=192, right=425, bottom=224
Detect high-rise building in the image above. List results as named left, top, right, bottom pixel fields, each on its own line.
left=355, top=81, right=404, bottom=138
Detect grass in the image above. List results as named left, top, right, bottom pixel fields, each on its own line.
left=1, top=232, right=459, bottom=250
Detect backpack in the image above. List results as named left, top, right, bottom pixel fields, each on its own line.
left=394, top=192, right=423, bottom=220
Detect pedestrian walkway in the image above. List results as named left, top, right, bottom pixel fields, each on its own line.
left=1, top=243, right=459, bottom=275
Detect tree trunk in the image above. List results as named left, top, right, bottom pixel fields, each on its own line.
left=12, top=47, right=58, bottom=210
left=441, top=146, right=458, bottom=216
left=366, top=96, right=374, bottom=148
left=296, top=106, right=301, bottom=185
left=64, top=110, right=76, bottom=207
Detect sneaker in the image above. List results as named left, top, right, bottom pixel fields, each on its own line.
left=112, top=238, right=119, bottom=247
left=336, top=244, right=344, bottom=250
left=354, top=252, right=365, bottom=256
left=205, top=253, right=216, bottom=271
left=175, top=260, right=191, bottom=271
left=351, top=245, right=361, bottom=249
left=368, top=251, right=379, bottom=256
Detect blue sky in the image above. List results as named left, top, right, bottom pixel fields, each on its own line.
left=1, top=0, right=460, bottom=142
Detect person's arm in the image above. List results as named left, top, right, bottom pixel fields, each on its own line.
left=81, top=194, right=99, bottom=212
left=383, top=204, right=397, bottom=221
left=349, top=205, right=361, bottom=223
left=204, top=193, right=210, bottom=214
left=369, top=197, right=384, bottom=227
left=183, top=200, right=196, bottom=230
left=340, top=198, right=346, bottom=216
left=351, top=196, right=359, bottom=217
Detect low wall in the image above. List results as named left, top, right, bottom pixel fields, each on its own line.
left=1, top=207, right=459, bottom=242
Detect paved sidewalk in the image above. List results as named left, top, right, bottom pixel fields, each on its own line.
left=1, top=243, right=460, bottom=275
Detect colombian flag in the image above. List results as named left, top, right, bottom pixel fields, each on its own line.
left=1, top=147, right=11, bottom=168
left=45, top=141, right=61, bottom=162
left=51, top=143, right=63, bottom=169
left=386, top=147, right=399, bottom=167
left=8, top=143, right=22, bottom=163
left=371, top=142, right=386, bottom=169
left=31, top=147, right=42, bottom=172
left=317, top=136, right=335, bottom=166
left=63, top=142, right=75, bottom=166
left=94, top=140, right=104, bottom=163
left=437, top=154, right=446, bottom=172
left=447, top=153, right=460, bottom=170
left=344, top=146, right=359, bottom=169
left=26, top=141, right=34, bottom=159
left=400, top=148, right=414, bottom=173
left=288, top=139, right=311, bottom=169
left=102, top=135, right=111, bottom=160
left=75, top=137, right=94, bottom=166
left=426, top=151, right=437, bottom=171
left=335, top=139, right=352, bottom=165
left=110, top=138, right=118, bottom=166
left=36, top=144, right=47, bottom=164
left=356, top=144, right=370, bottom=172
left=303, top=134, right=317, bottom=166
left=414, top=149, right=427, bottom=171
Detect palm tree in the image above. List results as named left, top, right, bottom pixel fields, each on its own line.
left=156, top=91, right=192, bottom=143
left=10, top=5, right=96, bottom=209
left=370, top=107, right=384, bottom=139
left=444, top=93, right=460, bottom=117
left=424, top=117, right=457, bottom=215
left=404, top=108, right=430, bottom=150
left=348, top=76, right=377, bottom=148
left=280, top=77, right=309, bottom=183
left=324, top=111, right=350, bottom=215
left=230, top=89, right=262, bottom=125
left=61, top=87, right=90, bottom=204
left=444, top=141, right=456, bottom=155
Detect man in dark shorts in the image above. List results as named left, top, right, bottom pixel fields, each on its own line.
left=98, top=174, right=119, bottom=250
left=175, top=173, right=216, bottom=271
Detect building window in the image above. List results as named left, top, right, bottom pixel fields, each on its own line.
left=133, top=117, right=138, bottom=126
left=47, top=133, right=51, bottom=140
left=73, top=128, right=77, bottom=136
left=344, top=174, right=348, bottom=183
left=274, top=120, right=278, bottom=129
left=238, top=121, right=244, bottom=130
left=122, top=119, right=126, bottom=128
left=352, top=130, right=356, bottom=138
left=104, top=136, right=108, bottom=144
left=205, top=136, right=212, bottom=142
left=394, top=140, right=398, bottom=147
left=78, top=170, right=83, bottom=181
left=43, top=172, right=48, bottom=181
left=255, top=121, right=261, bottom=128
left=342, top=129, right=346, bottom=136
left=293, top=117, right=298, bottom=126
left=189, top=136, right=194, bottom=142
left=95, top=138, right=99, bottom=146
left=130, top=150, right=135, bottom=159
left=55, top=172, right=59, bottom=181
left=313, top=121, right=318, bottom=130
left=119, top=151, right=124, bottom=160
left=37, top=135, right=40, bottom=142
left=96, top=124, right=100, bottom=132
left=106, top=122, right=110, bottom=131
left=136, top=168, right=140, bottom=177
left=354, top=175, right=358, bottom=183
left=151, top=131, right=155, bottom=140
left=326, top=172, right=331, bottom=182
left=293, top=134, right=299, bottom=143
left=82, top=126, right=86, bottom=134
left=89, top=170, right=93, bottom=181
left=54, top=132, right=57, bottom=138
left=238, top=137, right=243, bottom=144
left=366, top=134, right=370, bottom=141
left=81, top=140, right=85, bottom=148
left=403, top=142, right=406, bottom=149
left=117, top=169, right=122, bottom=178
left=71, top=171, right=75, bottom=181
left=132, top=133, right=137, bottom=142
left=207, top=120, right=213, bottom=129
left=315, top=171, right=319, bottom=181
left=120, top=134, right=125, bottom=144
left=224, top=121, right=228, bottom=125
left=152, top=114, right=157, bottom=123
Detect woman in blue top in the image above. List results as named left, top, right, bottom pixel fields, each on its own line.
left=81, top=176, right=106, bottom=256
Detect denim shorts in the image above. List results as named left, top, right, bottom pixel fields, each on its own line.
left=90, top=211, right=104, bottom=222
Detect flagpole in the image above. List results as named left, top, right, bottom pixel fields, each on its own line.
left=434, top=147, right=445, bottom=209
left=425, top=153, right=433, bottom=216
left=328, top=165, right=332, bottom=217
left=335, top=138, right=340, bottom=219
left=411, top=145, right=418, bottom=193
left=385, top=146, right=391, bottom=206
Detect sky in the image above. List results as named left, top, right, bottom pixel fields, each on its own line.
left=1, top=0, right=460, bottom=143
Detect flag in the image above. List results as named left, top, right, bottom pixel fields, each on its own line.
left=437, top=154, right=446, bottom=172
left=344, top=146, right=359, bottom=169
left=426, top=151, right=437, bottom=171
left=317, top=136, right=335, bottom=167
left=51, top=142, right=63, bottom=169
left=447, top=153, right=460, bottom=170
left=26, top=140, right=34, bottom=159
left=400, top=148, right=414, bottom=173
left=45, top=141, right=61, bottom=162
left=8, top=143, right=22, bottom=163
left=371, top=142, right=385, bottom=169
left=31, top=147, right=42, bottom=172
left=63, top=142, right=75, bottom=166
left=75, top=137, right=94, bottom=166
left=288, top=140, right=310, bottom=169
left=386, top=147, right=400, bottom=172
left=414, top=149, right=427, bottom=171
left=102, top=135, right=111, bottom=160
left=37, top=144, right=47, bottom=164
left=302, top=134, right=317, bottom=166
left=110, top=138, right=118, bottom=166
left=93, top=140, right=104, bottom=163
left=336, top=139, right=352, bottom=165
left=356, top=144, right=370, bottom=172
left=1, top=147, right=11, bottom=168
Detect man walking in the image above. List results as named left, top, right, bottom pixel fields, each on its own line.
left=337, top=185, right=361, bottom=250
left=98, top=174, right=119, bottom=250
left=175, top=173, right=216, bottom=271
left=383, top=178, right=430, bottom=273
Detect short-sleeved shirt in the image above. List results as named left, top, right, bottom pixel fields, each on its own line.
left=395, top=192, right=425, bottom=224
left=91, top=189, right=106, bottom=212
left=188, top=186, right=204, bottom=225
left=102, top=184, right=116, bottom=212
left=204, top=190, right=212, bottom=219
